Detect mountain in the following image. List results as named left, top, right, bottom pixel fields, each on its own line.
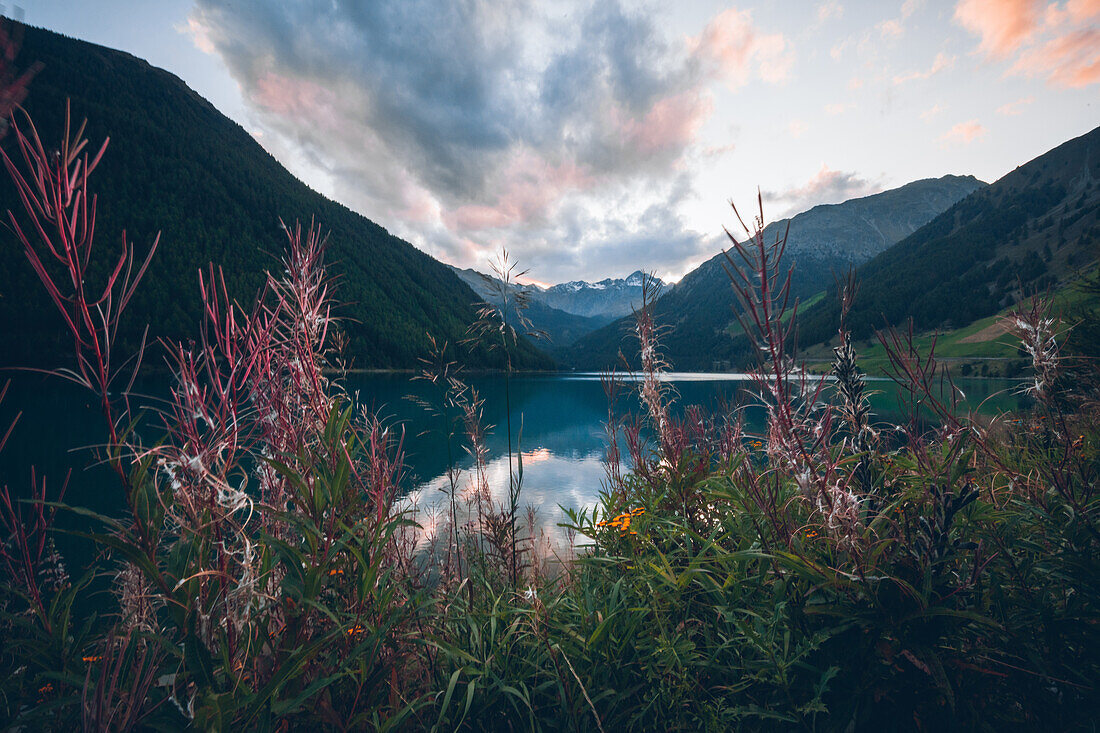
left=0, top=22, right=553, bottom=371
left=450, top=266, right=664, bottom=348
left=450, top=267, right=607, bottom=347
left=536, top=270, right=664, bottom=320
left=564, top=175, right=985, bottom=370
left=799, top=125, right=1100, bottom=348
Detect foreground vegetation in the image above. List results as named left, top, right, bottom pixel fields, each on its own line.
left=2, top=34, right=1099, bottom=733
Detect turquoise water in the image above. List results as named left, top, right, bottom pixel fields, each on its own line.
left=0, top=372, right=1026, bottom=555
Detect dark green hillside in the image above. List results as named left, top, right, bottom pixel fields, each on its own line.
left=565, top=175, right=984, bottom=371
left=800, top=124, right=1100, bottom=347
left=0, top=23, right=552, bottom=370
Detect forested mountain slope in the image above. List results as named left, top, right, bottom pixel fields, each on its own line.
left=799, top=124, right=1100, bottom=347
left=565, top=175, right=984, bottom=370
left=0, top=23, right=552, bottom=370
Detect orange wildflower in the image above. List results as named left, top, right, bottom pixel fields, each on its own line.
left=598, top=507, right=646, bottom=536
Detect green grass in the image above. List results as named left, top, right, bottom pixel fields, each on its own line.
left=802, top=268, right=1100, bottom=376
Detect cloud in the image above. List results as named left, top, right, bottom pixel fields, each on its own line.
left=954, top=0, right=1042, bottom=58
left=901, top=0, right=925, bottom=18
left=823, top=102, right=848, bottom=115
left=177, top=16, right=216, bottom=54
left=187, top=0, right=792, bottom=282
left=920, top=103, right=945, bottom=121
left=788, top=120, right=809, bottom=138
left=996, top=95, right=1036, bottom=114
left=939, top=120, right=987, bottom=145
left=818, top=1, right=844, bottom=22
left=893, top=51, right=957, bottom=83
left=879, top=19, right=904, bottom=38
left=763, top=165, right=884, bottom=218
left=875, top=0, right=923, bottom=42
left=701, top=142, right=737, bottom=158
left=955, top=0, right=1100, bottom=87
left=1010, top=27, right=1100, bottom=87
left=690, top=8, right=796, bottom=87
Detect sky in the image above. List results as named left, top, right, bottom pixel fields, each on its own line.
left=10, top=0, right=1099, bottom=285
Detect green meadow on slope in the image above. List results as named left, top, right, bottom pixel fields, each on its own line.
left=799, top=125, right=1100, bottom=351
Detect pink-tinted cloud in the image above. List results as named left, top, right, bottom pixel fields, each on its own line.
left=921, top=103, right=945, bottom=121
left=996, top=95, right=1036, bottom=114
left=250, top=72, right=334, bottom=119
left=445, top=152, right=592, bottom=232
left=178, top=16, right=216, bottom=54
left=902, top=0, right=925, bottom=18
left=701, top=142, right=737, bottom=158
left=955, top=0, right=1100, bottom=87
left=445, top=88, right=710, bottom=235
left=396, top=185, right=440, bottom=224
left=893, top=52, right=957, bottom=83
left=189, top=0, right=810, bottom=281
left=690, top=8, right=795, bottom=88
left=1011, top=27, right=1100, bottom=86
left=954, top=0, right=1042, bottom=58
left=616, top=91, right=713, bottom=156
left=1051, top=0, right=1100, bottom=23
left=876, top=0, right=923, bottom=42
left=879, top=19, right=904, bottom=38
left=764, top=164, right=884, bottom=217
left=939, top=120, right=987, bottom=145
left=817, top=1, right=844, bottom=22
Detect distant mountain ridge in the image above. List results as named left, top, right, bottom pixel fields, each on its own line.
left=799, top=124, right=1100, bottom=347
left=449, top=267, right=608, bottom=347
left=778, top=175, right=986, bottom=260
left=450, top=266, right=666, bottom=347
left=537, top=270, right=664, bottom=320
left=564, top=174, right=986, bottom=370
left=0, top=22, right=552, bottom=370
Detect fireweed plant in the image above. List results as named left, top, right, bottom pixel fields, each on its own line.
left=1, top=70, right=1098, bottom=733
left=464, top=249, right=548, bottom=588
left=0, top=103, right=426, bottom=729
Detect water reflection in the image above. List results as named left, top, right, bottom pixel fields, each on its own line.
left=356, top=372, right=1026, bottom=548
left=0, top=372, right=1026, bottom=560
left=404, top=449, right=609, bottom=548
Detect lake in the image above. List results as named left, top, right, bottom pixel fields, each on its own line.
left=0, top=371, right=1026, bottom=557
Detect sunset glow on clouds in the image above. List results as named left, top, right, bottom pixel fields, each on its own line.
left=24, top=0, right=1095, bottom=284
left=940, top=119, right=989, bottom=145
left=955, top=0, right=1100, bottom=87
left=179, top=0, right=1097, bottom=282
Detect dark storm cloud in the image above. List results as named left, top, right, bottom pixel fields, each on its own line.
left=188, top=0, right=792, bottom=281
